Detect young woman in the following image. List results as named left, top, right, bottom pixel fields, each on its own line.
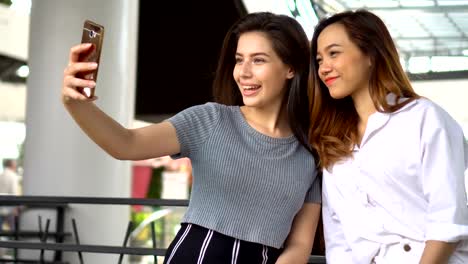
left=62, top=12, right=321, bottom=264
left=308, top=9, right=468, bottom=264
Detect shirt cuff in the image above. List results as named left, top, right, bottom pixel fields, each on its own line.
left=426, top=222, right=468, bottom=242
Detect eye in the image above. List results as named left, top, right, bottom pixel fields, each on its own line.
left=329, top=50, right=339, bottom=57
left=235, top=57, right=243, bottom=64
left=316, top=57, right=322, bottom=65
left=253, top=57, right=266, bottom=64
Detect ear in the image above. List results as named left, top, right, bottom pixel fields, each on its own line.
left=286, top=68, right=295, bottom=79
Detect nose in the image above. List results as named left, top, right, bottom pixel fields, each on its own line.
left=319, top=60, right=332, bottom=77
left=239, top=61, right=252, bottom=78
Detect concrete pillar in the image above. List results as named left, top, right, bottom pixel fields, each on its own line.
left=22, top=0, right=139, bottom=263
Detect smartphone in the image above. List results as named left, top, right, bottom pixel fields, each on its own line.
left=77, top=20, right=104, bottom=98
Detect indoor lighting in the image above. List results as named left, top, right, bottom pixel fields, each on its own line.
left=16, top=65, right=29, bottom=78
left=9, top=0, right=31, bottom=15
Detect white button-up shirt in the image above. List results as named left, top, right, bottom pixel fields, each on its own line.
left=322, top=96, right=468, bottom=263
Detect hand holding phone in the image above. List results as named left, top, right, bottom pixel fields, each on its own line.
left=77, top=20, right=104, bottom=98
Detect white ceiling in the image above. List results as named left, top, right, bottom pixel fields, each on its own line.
left=313, top=0, right=468, bottom=58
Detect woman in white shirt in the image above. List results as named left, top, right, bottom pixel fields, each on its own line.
left=308, top=9, right=468, bottom=263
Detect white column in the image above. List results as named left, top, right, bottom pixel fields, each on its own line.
left=22, top=0, right=139, bottom=263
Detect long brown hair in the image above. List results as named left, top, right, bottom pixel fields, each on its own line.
left=308, top=9, right=420, bottom=170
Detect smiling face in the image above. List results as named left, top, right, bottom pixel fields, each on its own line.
left=316, top=23, right=372, bottom=100
left=233, top=31, right=294, bottom=109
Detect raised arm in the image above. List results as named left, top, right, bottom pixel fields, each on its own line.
left=62, top=43, right=180, bottom=160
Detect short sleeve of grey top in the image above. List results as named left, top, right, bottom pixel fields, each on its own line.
left=168, top=102, right=321, bottom=249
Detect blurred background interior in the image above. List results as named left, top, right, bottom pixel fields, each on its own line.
left=0, top=0, right=467, bottom=263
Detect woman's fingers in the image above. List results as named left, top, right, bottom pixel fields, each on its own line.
left=64, top=61, right=98, bottom=76
left=68, top=43, right=93, bottom=63
left=62, top=86, right=92, bottom=102
left=63, top=76, right=95, bottom=100
left=64, top=75, right=96, bottom=89
left=62, top=44, right=99, bottom=102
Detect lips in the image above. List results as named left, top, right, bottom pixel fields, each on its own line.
left=325, top=77, right=338, bottom=85
left=240, top=84, right=261, bottom=96
left=242, top=85, right=260, bottom=90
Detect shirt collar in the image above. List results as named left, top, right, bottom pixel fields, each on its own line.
left=383, top=93, right=418, bottom=114
left=359, top=94, right=418, bottom=148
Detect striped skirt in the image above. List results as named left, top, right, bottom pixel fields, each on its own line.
left=163, top=223, right=283, bottom=264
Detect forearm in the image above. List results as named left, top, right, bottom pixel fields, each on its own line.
left=276, top=203, right=321, bottom=264
left=419, top=240, right=458, bottom=264
left=276, top=242, right=310, bottom=264
left=64, top=100, right=132, bottom=159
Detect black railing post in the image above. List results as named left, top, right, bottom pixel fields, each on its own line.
left=71, top=219, right=84, bottom=264
left=151, top=221, right=157, bottom=264
left=53, top=206, right=65, bottom=261
left=13, top=215, right=19, bottom=260
left=117, top=221, right=133, bottom=264
left=40, top=219, right=50, bottom=263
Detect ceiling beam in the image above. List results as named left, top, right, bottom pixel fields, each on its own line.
left=394, top=36, right=467, bottom=41
left=367, top=5, right=468, bottom=12
left=398, top=48, right=467, bottom=57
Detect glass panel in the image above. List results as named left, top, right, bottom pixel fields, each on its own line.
left=438, top=0, right=468, bottom=6
left=399, top=0, right=435, bottom=7
left=431, top=56, right=468, bottom=71
left=408, top=56, right=431, bottom=73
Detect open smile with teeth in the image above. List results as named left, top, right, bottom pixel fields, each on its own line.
left=243, top=85, right=260, bottom=90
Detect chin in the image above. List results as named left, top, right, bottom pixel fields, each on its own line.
left=328, top=91, right=347, bottom=100
left=242, top=97, right=254, bottom=106
left=242, top=97, right=264, bottom=108
left=242, top=100, right=257, bottom=107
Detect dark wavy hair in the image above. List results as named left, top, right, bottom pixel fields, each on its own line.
left=213, top=12, right=313, bottom=155
left=308, top=9, right=420, bottom=169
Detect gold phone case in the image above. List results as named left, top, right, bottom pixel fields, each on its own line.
left=78, top=20, right=104, bottom=98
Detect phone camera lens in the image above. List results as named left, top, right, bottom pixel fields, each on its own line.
left=89, top=30, right=97, bottom=38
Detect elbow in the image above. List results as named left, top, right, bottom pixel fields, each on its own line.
left=107, top=149, right=128, bottom=160
left=104, top=143, right=132, bottom=160
left=108, top=146, right=136, bottom=160
left=112, top=153, right=128, bottom=161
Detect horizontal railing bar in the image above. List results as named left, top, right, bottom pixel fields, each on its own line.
left=0, top=195, right=326, bottom=263
left=308, top=256, right=326, bottom=264
left=0, top=195, right=189, bottom=207
left=0, top=230, right=71, bottom=238
left=0, top=241, right=326, bottom=263
left=0, top=258, right=68, bottom=263
left=0, top=241, right=165, bottom=255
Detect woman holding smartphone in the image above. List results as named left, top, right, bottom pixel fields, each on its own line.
left=62, top=12, right=321, bottom=264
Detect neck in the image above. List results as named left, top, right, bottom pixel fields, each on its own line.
left=352, top=87, right=376, bottom=124
left=240, top=103, right=291, bottom=138
left=351, top=87, right=376, bottom=146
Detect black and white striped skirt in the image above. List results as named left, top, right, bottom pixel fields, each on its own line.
left=163, top=223, right=283, bottom=264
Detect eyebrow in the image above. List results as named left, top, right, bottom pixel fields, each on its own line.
left=317, top=43, right=341, bottom=55
left=235, top=52, right=270, bottom=57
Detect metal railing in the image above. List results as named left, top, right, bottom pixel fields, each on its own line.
left=0, top=195, right=326, bottom=264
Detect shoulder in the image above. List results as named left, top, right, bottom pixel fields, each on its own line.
left=171, top=102, right=224, bottom=119
left=396, top=98, right=457, bottom=125
left=185, top=102, right=222, bottom=112
left=168, top=102, right=232, bottom=133
left=406, top=98, right=464, bottom=140
left=412, top=98, right=460, bottom=127
left=2, top=170, right=17, bottom=180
